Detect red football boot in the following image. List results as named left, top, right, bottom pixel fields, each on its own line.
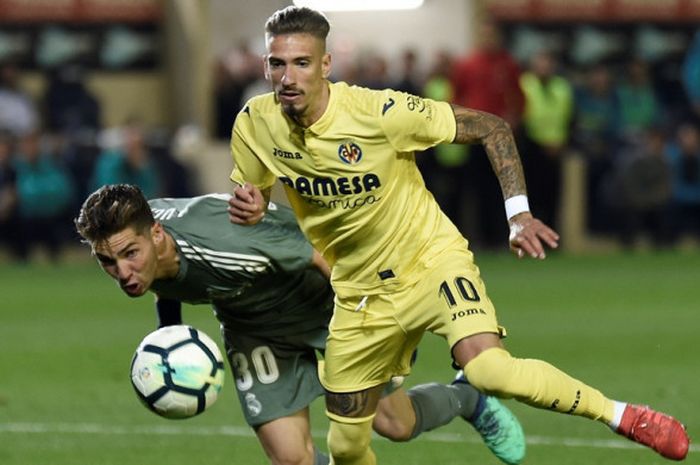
left=617, top=404, right=690, bottom=461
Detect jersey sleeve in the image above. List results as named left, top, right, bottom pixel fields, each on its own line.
left=230, top=107, right=277, bottom=190
left=380, top=89, right=457, bottom=153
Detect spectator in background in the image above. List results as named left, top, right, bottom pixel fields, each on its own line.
left=239, top=51, right=269, bottom=105
left=55, top=129, right=101, bottom=214
left=91, top=121, right=161, bottom=199
left=665, top=122, right=700, bottom=242
left=681, top=30, right=700, bottom=120
left=616, top=57, right=661, bottom=144
left=14, top=130, right=75, bottom=261
left=423, top=51, right=455, bottom=105
left=0, top=130, right=22, bottom=259
left=357, top=52, right=392, bottom=90
left=213, top=41, right=260, bottom=139
left=393, top=49, right=422, bottom=95
left=571, top=63, right=621, bottom=235
left=43, top=64, right=103, bottom=212
left=147, top=127, right=194, bottom=199
left=451, top=20, right=524, bottom=128
left=519, top=50, right=574, bottom=231
left=601, top=128, right=672, bottom=248
left=420, top=50, right=472, bottom=235
left=213, top=59, right=241, bottom=139
left=0, top=62, right=39, bottom=137
left=169, top=124, right=206, bottom=195
left=450, top=19, right=524, bottom=249
left=43, top=64, right=101, bottom=136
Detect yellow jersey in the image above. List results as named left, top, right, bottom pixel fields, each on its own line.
left=231, top=81, right=466, bottom=298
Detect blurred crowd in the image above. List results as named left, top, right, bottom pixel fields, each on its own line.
left=2, top=22, right=700, bottom=262
left=214, top=23, right=700, bottom=252
left=0, top=62, right=194, bottom=262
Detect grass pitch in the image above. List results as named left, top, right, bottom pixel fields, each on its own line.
left=1, top=250, right=698, bottom=465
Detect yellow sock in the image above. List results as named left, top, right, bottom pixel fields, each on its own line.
left=464, top=347, right=615, bottom=423
left=327, top=413, right=376, bottom=465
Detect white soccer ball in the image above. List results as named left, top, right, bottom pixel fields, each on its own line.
left=130, top=325, right=225, bottom=419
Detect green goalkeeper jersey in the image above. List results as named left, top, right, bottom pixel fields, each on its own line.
left=148, top=194, right=333, bottom=336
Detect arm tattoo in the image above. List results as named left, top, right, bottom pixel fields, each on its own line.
left=450, top=104, right=527, bottom=199
left=325, top=391, right=370, bottom=417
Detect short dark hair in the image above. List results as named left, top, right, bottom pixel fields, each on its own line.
left=265, top=6, right=330, bottom=41
left=75, top=184, right=154, bottom=246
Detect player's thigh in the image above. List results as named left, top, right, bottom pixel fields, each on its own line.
left=419, top=248, right=504, bottom=348
left=255, top=408, right=315, bottom=465
left=223, top=330, right=324, bottom=427
left=323, top=293, right=419, bottom=393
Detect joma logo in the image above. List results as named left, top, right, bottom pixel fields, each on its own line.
left=273, top=148, right=303, bottom=159
left=451, top=308, right=487, bottom=321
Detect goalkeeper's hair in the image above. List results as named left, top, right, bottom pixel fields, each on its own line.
left=265, top=5, right=330, bottom=42
left=75, top=184, right=155, bottom=246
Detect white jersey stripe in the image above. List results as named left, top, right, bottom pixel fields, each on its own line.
left=178, top=246, right=265, bottom=265
left=179, top=249, right=270, bottom=270
left=176, top=239, right=271, bottom=265
left=181, top=253, right=268, bottom=272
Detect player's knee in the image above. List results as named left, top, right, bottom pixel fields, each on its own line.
left=464, top=347, right=516, bottom=396
left=327, top=418, right=373, bottom=461
left=267, top=447, right=314, bottom=465
left=264, top=439, right=314, bottom=465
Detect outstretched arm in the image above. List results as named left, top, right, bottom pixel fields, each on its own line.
left=450, top=104, right=559, bottom=259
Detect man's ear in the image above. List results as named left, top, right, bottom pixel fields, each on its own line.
left=322, top=52, right=332, bottom=79
left=151, top=222, right=164, bottom=244
left=263, top=55, right=271, bottom=81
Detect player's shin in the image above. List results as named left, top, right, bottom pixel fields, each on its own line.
left=407, top=382, right=479, bottom=438
left=464, top=347, right=615, bottom=423
left=326, top=413, right=376, bottom=465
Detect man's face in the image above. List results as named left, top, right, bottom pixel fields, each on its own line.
left=92, top=225, right=160, bottom=298
left=264, top=32, right=331, bottom=124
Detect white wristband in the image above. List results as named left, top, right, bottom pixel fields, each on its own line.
left=504, top=195, right=530, bottom=220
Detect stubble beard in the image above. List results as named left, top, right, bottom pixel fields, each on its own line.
left=281, top=102, right=307, bottom=123
left=282, top=103, right=300, bottom=117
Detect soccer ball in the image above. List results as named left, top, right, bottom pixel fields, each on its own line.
left=130, top=325, right=225, bottom=419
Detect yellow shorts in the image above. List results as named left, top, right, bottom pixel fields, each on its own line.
left=320, top=246, right=505, bottom=393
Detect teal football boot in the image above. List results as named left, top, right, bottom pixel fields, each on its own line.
left=454, top=373, right=526, bottom=465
